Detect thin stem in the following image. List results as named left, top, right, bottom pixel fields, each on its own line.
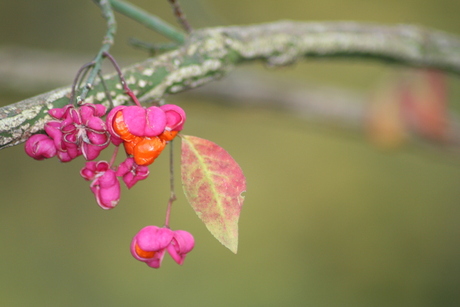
left=79, top=0, right=117, bottom=102
left=70, top=62, right=95, bottom=106
left=167, top=0, right=192, bottom=33
left=164, top=140, right=176, bottom=228
left=97, top=70, right=114, bottom=108
left=108, top=145, right=119, bottom=167
left=129, top=38, right=178, bottom=55
left=102, top=52, right=142, bottom=107
left=109, top=0, right=185, bottom=44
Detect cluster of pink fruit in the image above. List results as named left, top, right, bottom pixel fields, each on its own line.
left=25, top=99, right=194, bottom=268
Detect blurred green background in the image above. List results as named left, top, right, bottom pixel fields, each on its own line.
left=1, top=1, right=460, bottom=306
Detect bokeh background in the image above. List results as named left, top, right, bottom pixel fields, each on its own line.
left=1, top=0, right=460, bottom=306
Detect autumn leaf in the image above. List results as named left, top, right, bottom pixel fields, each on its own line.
left=366, top=79, right=407, bottom=148
left=180, top=135, right=246, bottom=253
left=400, top=69, right=448, bottom=141
left=367, top=69, right=448, bottom=148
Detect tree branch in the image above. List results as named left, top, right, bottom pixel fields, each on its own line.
left=2, top=21, right=460, bottom=149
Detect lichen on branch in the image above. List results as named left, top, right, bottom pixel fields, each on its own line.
left=2, top=21, right=460, bottom=149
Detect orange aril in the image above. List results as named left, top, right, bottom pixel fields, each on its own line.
left=114, top=110, right=173, bottom=166
left=112, top=111, right=129, bottom=138
left=123, top=136, right=142, bottom=156
left=133, top=137, right=166, bottom=166
left=158, top=130, right=178, bottom=141
left=135, top=243, right=156, bottom=259
left=113, top=111, right=137, bottom=142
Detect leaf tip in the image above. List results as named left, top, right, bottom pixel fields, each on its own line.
left=225, top=240, right=238, bottom=254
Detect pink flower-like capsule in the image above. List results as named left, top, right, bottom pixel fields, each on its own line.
left=46, top=103, right=110, bottom=162
left=167, top=230, right=195, bottom=265
left=159, top=104, right=186, bottom=132
left=131, top=226, right=195, bottom=268
left=105, top=105, right=125, bottom=145
left=44, top=120, right=79, bottom=162
left=131, top=226, right=174, bottom=268
left=80, top=161, right=120, bottom=210
left=24, top=134, right=57, bottom=160
left=116, top=157, right=149, bottom=189
left=107, top=105, right=167, bottom=139
left=106, top=104, right=187, bottom=140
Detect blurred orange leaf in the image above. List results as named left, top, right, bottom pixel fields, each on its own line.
left=367, top=69, right=448, bottom=147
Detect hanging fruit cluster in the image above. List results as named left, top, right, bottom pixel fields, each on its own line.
left=24, top=54, right=194, bottom=269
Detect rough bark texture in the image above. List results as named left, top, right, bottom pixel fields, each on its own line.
left=2, top=21, right=460, bottom=149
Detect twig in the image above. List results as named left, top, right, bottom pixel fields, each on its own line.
left=167, top=0, right=192, bottom=33
left=102, top=52, right=141, bottom=106
left=108, top=0, right=185, bottom=44
left=77, top=0, right=117, bottom=103
left=70, top=62, right=95, bottom=105
left=97, top=70, right=115, bottom=108
left=129, top=38, right=178, bottom=56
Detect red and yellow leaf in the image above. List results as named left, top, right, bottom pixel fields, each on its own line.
left=180, top=135, right=246, bottom=253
